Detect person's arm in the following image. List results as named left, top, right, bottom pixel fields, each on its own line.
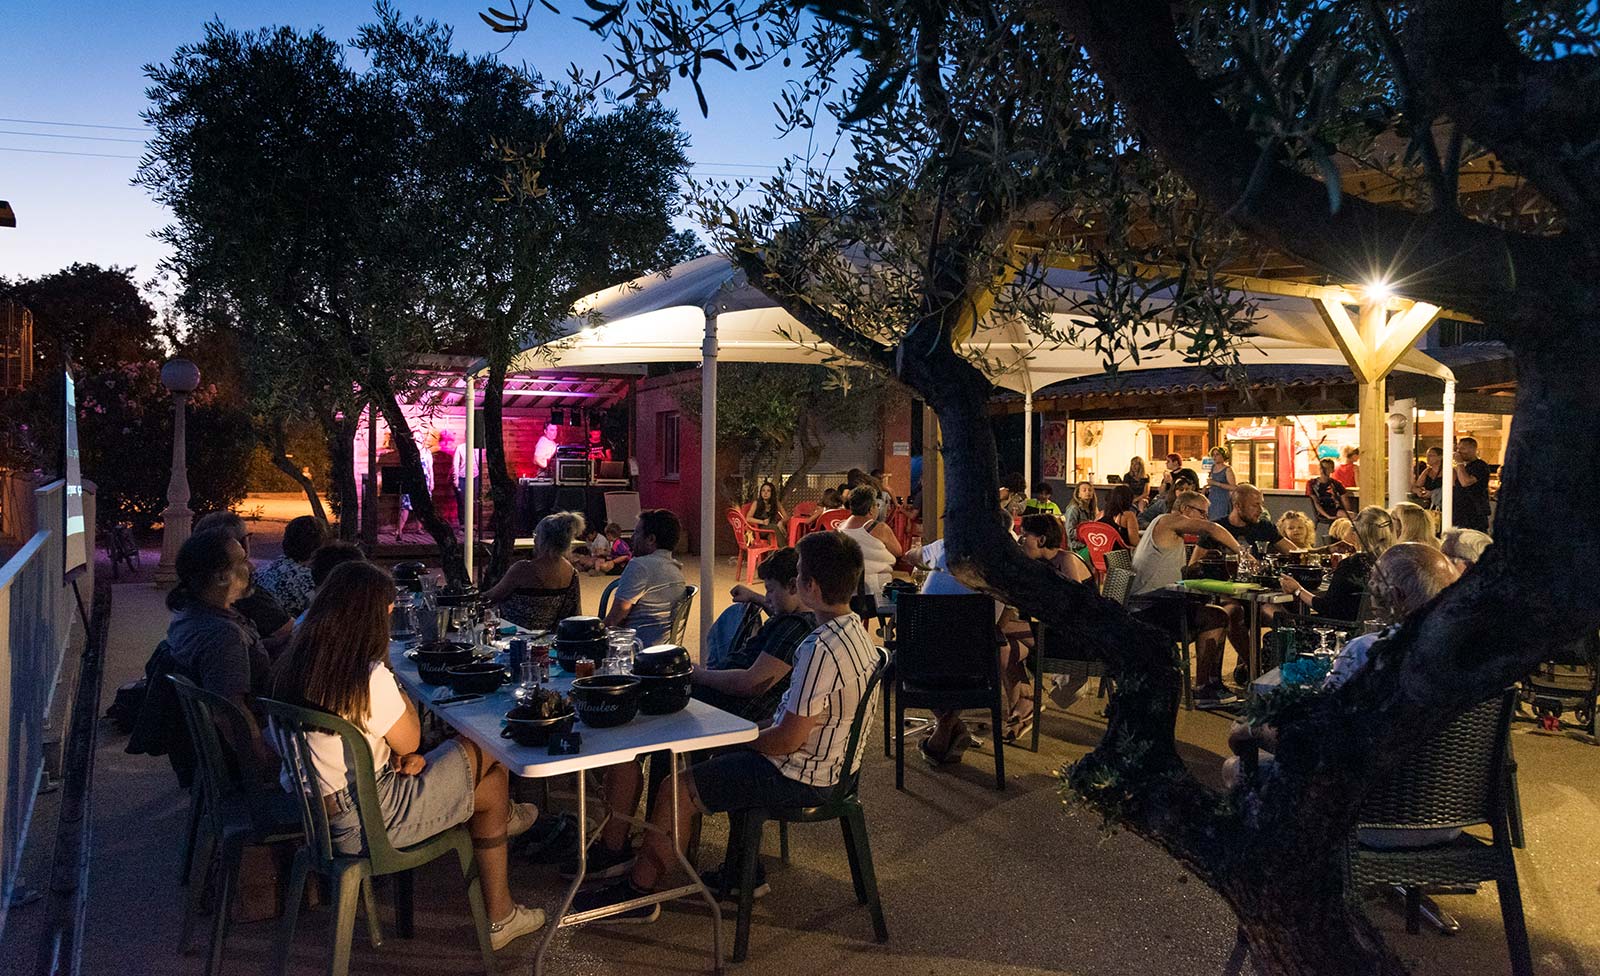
left=377, top=674, right=425, bottom=774
left=603, top=563, right=647, bottom=628
left=1119, top=511, right=1141, bottom=549
left=481, top=562, right=527, bottom=604
left=1207, top=469, right=1238, bottom=492
left=728, top=583, right=764, bottom=605
left=902, top=545, right=934, bottom=571
left=871, top=521, right=903, bottom=558
left=752, top=708, right=819, bottom=756
left=694, top=652, right=793, bottom=698
left=1454, top=460, right=1480, bottom=487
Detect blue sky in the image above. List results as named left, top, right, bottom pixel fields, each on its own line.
left=0, top=1, right=817, bottom=291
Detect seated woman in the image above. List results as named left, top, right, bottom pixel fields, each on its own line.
left=1390, top=501, right=1439, bottom=548
left=743, top=480, right=786, bottom=530
left=1278, top=505, right=1394, bottom=622
left=1096, top=483, right=1141, bottom=548
left=271, top=562, right=544, bottom=949
left=1324, top=516, right=1358, bottom=554
left=1440, top=527, right=1493, bottom=572
left=1063, top=481, right=1098, bottom=540
left=483, top=512, right=583, bottom=632
left=255, top=515, right=327, bottom=619
left=1275, top=511, right=1316, bottom=551
left=806, top=487, right=845, bottom=528
left=839, top=486, right=902, bottom=602
left=1230, top=545, right=1462, bottom=851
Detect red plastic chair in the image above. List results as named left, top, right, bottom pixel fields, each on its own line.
left=788, top=502, right=819, bottom=545
left=816, top=509, right=848, bottom=532
left=1075, top=521, right=1122, bottom=580
left=728, top=508, right=780, bottom=582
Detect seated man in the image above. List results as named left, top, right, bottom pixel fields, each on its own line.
left=193, top=510, right=294, bottom=657
left=602, top=509, right=687, bottom=647
left=574, top=530, right=879, bottom=917
left=1128, top=489, right=1245, bottom=706
left=1440, top=527, right=1493, bottom=573
left=1190, top=483, right=1300, bottom=683
left=567, top=549, right=818, bottom=881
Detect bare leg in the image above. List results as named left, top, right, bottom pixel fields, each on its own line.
left=459, top=740, right=514, bottom=921
left=395, top=509, right=410, bottom=541
left=924, top=711, right=968, bottom=754
left=628, top=767, right=697, bottom=891
left=597, top=760, right=645, bottom=852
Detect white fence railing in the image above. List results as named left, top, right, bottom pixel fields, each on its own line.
left=0, top=478, right=93, bottom=942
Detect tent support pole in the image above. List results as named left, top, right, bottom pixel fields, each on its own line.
left=699, top=310, right=718, bottom=653
left=1441, top=380, right=1456, bottom=531
left=464, top=373, right=476, bottom=583
left=1023, top=392, right=1034, bottom=493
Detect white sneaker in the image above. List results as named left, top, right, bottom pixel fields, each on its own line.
left=507, top=801, right=539, bottom=838
left=489, top=904, right=546, bottom=950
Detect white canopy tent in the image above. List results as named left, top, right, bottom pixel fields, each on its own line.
left=468, top=254, right=1458, bottom=640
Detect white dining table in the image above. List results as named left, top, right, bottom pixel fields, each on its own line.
left=389, top=640, right=757, bottom=975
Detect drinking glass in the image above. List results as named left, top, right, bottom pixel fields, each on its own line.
left=512, top=659, right=542, bottom=703
left=608, top=629, right=642, bottom=673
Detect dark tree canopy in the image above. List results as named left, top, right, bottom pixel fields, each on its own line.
left=1, top=263, right=163, bottom=376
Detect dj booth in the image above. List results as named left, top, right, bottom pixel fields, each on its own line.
left=513, top=447, right=631, bottom=535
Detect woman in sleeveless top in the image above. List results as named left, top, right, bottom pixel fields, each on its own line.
left=839, top=485, right=901, bottom=600
left=484, top=511, right=584, bottom=632
left=1097, top=483, right=1141, bottom=548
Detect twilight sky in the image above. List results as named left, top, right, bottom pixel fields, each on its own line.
left=1, top=1, right=818, bottom=292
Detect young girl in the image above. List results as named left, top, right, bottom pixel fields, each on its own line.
left=271, top=562, right=544, bottom=950
left=587, top=522, right=633, bottom=574
left=1063, top=481, right=1099, bottom=541
left=745, top=481, right=786, bottom=529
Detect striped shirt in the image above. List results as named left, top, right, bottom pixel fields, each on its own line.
left=768, top=612, right=879, bottom=787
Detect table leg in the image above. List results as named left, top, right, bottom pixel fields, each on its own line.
left=1178, top=597, right=1194, bottom=710
left=1247, top=601, right=1262, bottom=686
left=666, top=752, right=725, bottom=975
left=534, top=774, right=586, bottom=976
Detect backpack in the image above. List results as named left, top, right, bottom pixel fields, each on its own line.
left=104, top=679, right=147, bottom=734
left=125, top=640, right=196, bottom=787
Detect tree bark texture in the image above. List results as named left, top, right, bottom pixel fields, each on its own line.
left=484, top=359, right=521, bottom=584
left=364, top=370, right=468, bottom=585
left=264, top=417, right=327, bottom=524
left=322, top=409, right=360, bottom=543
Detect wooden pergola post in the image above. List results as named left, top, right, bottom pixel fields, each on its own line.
left=1316, top=293, right=1442, bottom=511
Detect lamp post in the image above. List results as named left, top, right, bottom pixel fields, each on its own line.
left=154, top=358, right=201, bottom=584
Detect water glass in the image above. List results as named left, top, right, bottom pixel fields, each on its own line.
left=608, top=629, right=642, bottom=672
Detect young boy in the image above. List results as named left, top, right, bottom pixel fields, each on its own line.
left=574, top=521, right=632, bottom=574
left=694, top=547, right=816, bottom=721
left=1024, top=482, right=1061, bottom=516
left=573, top=531, right=879, bottom=919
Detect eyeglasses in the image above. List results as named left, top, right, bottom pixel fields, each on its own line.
left=1183, top=505, right=1208, bottom=518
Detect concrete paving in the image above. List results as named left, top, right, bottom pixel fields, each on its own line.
left=28, top=559, right=1600, bottom=976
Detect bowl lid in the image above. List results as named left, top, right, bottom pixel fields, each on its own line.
left=634, top=644, right=691, bottom=674
left=556, top=616, right=606, bottom=640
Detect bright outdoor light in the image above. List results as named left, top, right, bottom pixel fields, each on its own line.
left=1363, top=279, right=1394, bottom=303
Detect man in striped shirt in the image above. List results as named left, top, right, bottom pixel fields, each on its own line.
left=574, top=530, right=880, bottom=920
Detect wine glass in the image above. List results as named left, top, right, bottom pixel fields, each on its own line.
left=1313, top=626, right=1335, bottom=661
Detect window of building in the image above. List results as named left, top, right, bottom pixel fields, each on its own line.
left=1150, top=427, right=1208, bottom=463
left=657, top=411, right=681, bottom=480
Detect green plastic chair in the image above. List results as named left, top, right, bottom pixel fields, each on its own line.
left=260, top=698, right=496, bottom=976
left=169, top=675, right=304, bottom=976
left=721, top=648, right=890, bottom=962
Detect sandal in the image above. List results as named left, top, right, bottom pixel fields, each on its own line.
left=1003, top=712, right=1035, bottom=744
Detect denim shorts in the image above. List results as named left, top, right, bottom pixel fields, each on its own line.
left=689, top=749, right=831, bottom=815
left=326, top=739, right=475, bottom=855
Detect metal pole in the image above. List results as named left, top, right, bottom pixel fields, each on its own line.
left=699, top=309, right=718, bottom=651
left=464, top=373, right=476, bottom=582
left=363, top=401, right=378, bottom=547
left=1441, top=380, right=1456, bottom=531
left=1023, top=392, right=1034, bottom=490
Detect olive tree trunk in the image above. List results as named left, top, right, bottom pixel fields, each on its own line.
left=484, top=359, right=521, bottom=583
left=364, top=369, right=468, bottom=585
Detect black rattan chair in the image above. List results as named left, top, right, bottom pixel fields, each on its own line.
left=721, top=649, right=889, bottom=962
left=1345, top=690, right=1531, bottom=976
left=893, top=593, right=1007, bottom=790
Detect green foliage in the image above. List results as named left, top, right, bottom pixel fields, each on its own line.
left=3, top=362, right=253, bottom=529
left=0, top=264, right=165, bottom=376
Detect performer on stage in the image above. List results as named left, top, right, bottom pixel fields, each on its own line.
left=533, top=422, right=561, bottom=476
left=586, top=428, right=612, bottom=462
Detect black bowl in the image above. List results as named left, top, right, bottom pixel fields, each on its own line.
left=556, top=616, right=606, bottom=642
left=570, top=675, right=641, bottom=728
left=635, top=670, right=692, bottom=715
left=413, top=641, right=476, bottom=685
left=556, top=637, right=609, bottom=673
left=634, top=644, right=691, bottom=677
left=436, top=586, right=480, bottom=608
left=1282, top=564, right=1325, bottom=590
left=501, top=705, right=575, bottom=747
left=445, top=661, right=509, bottom=695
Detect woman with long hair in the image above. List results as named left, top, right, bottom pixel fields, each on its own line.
left=1390, top=501, right=1440, bottom=548
left=484, top=511, right=584, bottom=629
left=1019, top=514, right=1093, bottom=584
left=1279, top=505, right=1395, bottom=621
left=1123, top=456, right=1150, bottom=501
left=272, top=562, right=545, bottom=949
left=1097, top=483, right=1141, bottom=548
left=1063, top=480, right=1099, bottom=540
left=745, top=480, right=786, bottom=529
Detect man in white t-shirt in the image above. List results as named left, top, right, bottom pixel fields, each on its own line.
left=533, top=423, right=560, bottom=476
left=574, top=530, right=879, bottom=919
left=602, top=509, right=688, bottom=647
